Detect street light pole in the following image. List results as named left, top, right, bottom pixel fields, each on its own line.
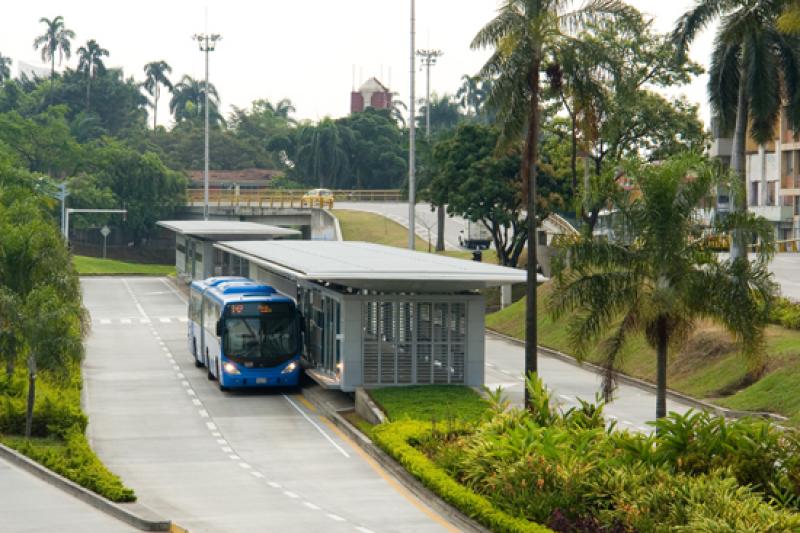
left=408, top=0, right=416, bottom=251
left=417, top=48, right=444, bottom=252
left=416, top=49, right=442, bottom=139
left=194, top=32, right=221, bottom=221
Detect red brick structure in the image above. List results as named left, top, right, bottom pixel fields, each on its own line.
left=350, top=77, right=392, bottom=114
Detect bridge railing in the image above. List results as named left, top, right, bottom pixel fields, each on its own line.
left=186, top=188, right=404, bottom=207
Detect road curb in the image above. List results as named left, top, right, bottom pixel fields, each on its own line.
left=486, top=330, right=787, bottom=422
left=0, top=443, right=172, bottom=531
left=300, top=386, right=490, bottom=533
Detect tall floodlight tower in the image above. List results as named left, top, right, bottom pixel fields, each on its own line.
left=193, top=32, right=221, bottom=221
left=416, top=49, right=442, bottom=138
left=408, top=0, right=417, bottom=250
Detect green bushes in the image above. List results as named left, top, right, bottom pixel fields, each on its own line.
left=372, top=420, right=551, bottom=533
left=771, top=298, right=800, bottom=330
left=370, top=376, right=800, bottom=532
left=2, top=428, right=135, bottom=502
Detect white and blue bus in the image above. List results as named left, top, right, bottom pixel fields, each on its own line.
left=188, top=277, right=302, bottom=390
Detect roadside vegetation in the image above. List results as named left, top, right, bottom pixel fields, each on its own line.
left=0, top=151, right=135, bottom=501
left=365, top=378, right=800, bottom=531
left=73, top=254, right=174, bottom=276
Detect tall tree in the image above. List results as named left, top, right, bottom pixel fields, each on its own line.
left=142, top=60, right=173, bottom=130
left=76, top=39, right=109, bottom=111
left=32, top=16, right=75, bottom=89
left=674, top=0, right=800, bottom=259
left=169, top=75, right=223, bottom=127
left=550, top=155, right=776, bottom=420
left=471, top=0, right=631, bottom=408
left=0, top=54, right=11, bottom=84
left=293, top=118, right=352, bottom=188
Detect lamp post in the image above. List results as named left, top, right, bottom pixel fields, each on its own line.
left=416, top=49, right=442, bottom=139
left=408, top=0, right=416, bottom=250
left=193, top=32, right=221, bottom=221
left=417, top=48, right=444, bottom=252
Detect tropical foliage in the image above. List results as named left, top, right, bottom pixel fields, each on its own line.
left=550, top=154, right=776, bottom=419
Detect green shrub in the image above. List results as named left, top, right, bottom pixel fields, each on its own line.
left=771, top=298, right=800, bottom=330
left=0, top=377, right=87, bottom=438
left=3, top=427, right=135, bottom=502
left=371, top=419, right=551, bottom=533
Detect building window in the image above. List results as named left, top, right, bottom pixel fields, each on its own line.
left=750, top=182, right=759, bottom=207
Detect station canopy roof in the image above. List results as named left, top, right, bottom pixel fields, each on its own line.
left=158, top=220, right=300, bottom=241
left=214, top=241, right=529, bottom=292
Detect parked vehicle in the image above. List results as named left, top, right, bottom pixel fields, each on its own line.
left=458, top=220, right=492, bottom=250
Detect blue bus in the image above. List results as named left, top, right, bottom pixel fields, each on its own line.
left=188, top=277, right=302, bottom=390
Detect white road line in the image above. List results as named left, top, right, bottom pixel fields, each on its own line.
left=198, top=409, right=209, bottom=418
left=559, top=394, right=573, bottom=402
left=239, top=463, right=251, bottom=470
left=222, top=446, right=233, bottom=453
left=187, top=389, right=196, bottom=396
left=206, top=422, right=217, bottom=431
left=228, top=454, right=240, bottom=460
left=622, top=420, right=634, bottom=426
left=159, top=317, right=171, bottom=323
left=181, top=380, right=190, bottom=387
left=121, top=279, right=149, bottom=320
left=283, top=395, right=350, bottom=458
left=120, top=318, right=131, bottom=324
left=139, top=318, right=150, bottom=324
left=178, top=317, right=188, bottom=323
left=303, top=502, right=321, bottom=511
left=250, top=471, right=264, bottom=479
left=355, top=527, right=375, bottom=533
left=100, top=319, right=111, bottom=325
left=267, top=482, right=281, bottom=489
left=192, top=399, right=202, bottom=406
left=216, top=439, right=226, bottom=445
left=486, top=362, right=495, bottom=368
left=162, top=347, right=169, bottom=352
left=283, top=491, right=298, bottom=499
left=327, top=513, right=345, bottom=522
left=211, top=431, right=221, bottom=438
left=173, top=365, right=180, bottom=371
left=177, top=373, right=185, bottom=379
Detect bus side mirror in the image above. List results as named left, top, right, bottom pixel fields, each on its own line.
left=215, top=319, right=223, bottom=337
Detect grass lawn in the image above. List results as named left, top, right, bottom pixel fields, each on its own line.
left=486, top=283, right=800, bottom=424
left=73, top=255, right=175, bottom=276
left=370, top=385, right=489, bottom=424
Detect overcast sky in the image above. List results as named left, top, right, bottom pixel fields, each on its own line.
left=1, top=1, right=716, bottom=126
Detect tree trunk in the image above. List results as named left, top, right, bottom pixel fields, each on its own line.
left=153, top=84, right=159, bottom=130
left=86, top=76, right=91, bottom=111
left=435, top=204, right=445, bottom=252
left=655, top=317, right=668, bottom=421
left=523, top=57, right=541, bottom=410
left=571, top=114, right=578, bottom=197
left=25, top=355, right=36, bottom=438
left=729, top=69, right=749, bottom=261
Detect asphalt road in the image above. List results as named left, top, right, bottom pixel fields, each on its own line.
left=82, top=276, right=454, bottom=533
left=483, top=335, right=694, bottom=431
left=0, top=456, right=137, bottom=532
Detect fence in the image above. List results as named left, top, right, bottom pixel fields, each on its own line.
left=186, top=188, right=403, bottom=207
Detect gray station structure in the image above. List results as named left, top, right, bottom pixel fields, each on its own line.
left=213, top=241, right=526, bottom=391
left=157, top=220, right=300, bottom=281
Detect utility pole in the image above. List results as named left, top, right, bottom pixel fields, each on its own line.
left=193, top=32, right=221, bottom=221
left=417, top=48, right=444, bottom=251
left=57, top=182, right=70, bottom=238
left=408, top=0, right=416, bottom=251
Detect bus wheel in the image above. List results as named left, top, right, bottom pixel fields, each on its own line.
left=206, top=354, right=214, bottom=380
left=217, top=362, right=228, bottom=391
left=193, top=341, right=203, bottom=368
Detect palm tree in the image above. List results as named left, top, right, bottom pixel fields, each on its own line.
left=169, top=75, right=223, bottom=127
left=472, top=0, right=631, bottom=408
left=0, top=53, right=11, bottom=84
left=294, top=119, right=352, bottom=188
left=779, top=1, right=800, bottom=33
left=266, top=98, right=296, bottom=120
left=142, top=60, right=173, bottom=130
left=673, top=1, right=800, bottom=260
left=76, top=39, right=109, bottom=110
left=550, top=155, right=776, bottom=420
left=32, top=16, right=75, bottom=88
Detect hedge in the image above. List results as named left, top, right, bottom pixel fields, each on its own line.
left=371, top=419, right=552, bottom=533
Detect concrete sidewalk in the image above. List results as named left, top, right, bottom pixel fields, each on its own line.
left=0, top=455, right=137, bottom=532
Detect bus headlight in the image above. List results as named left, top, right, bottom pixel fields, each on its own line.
left=281, top=361, right=298, bottom=374
left=223, top=362, right=240, bottom=375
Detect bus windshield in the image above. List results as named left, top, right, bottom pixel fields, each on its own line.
left=223, top=302, right=299, bottom=365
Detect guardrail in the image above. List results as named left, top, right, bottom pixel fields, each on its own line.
left=186, top=188, right=403, bottom=207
